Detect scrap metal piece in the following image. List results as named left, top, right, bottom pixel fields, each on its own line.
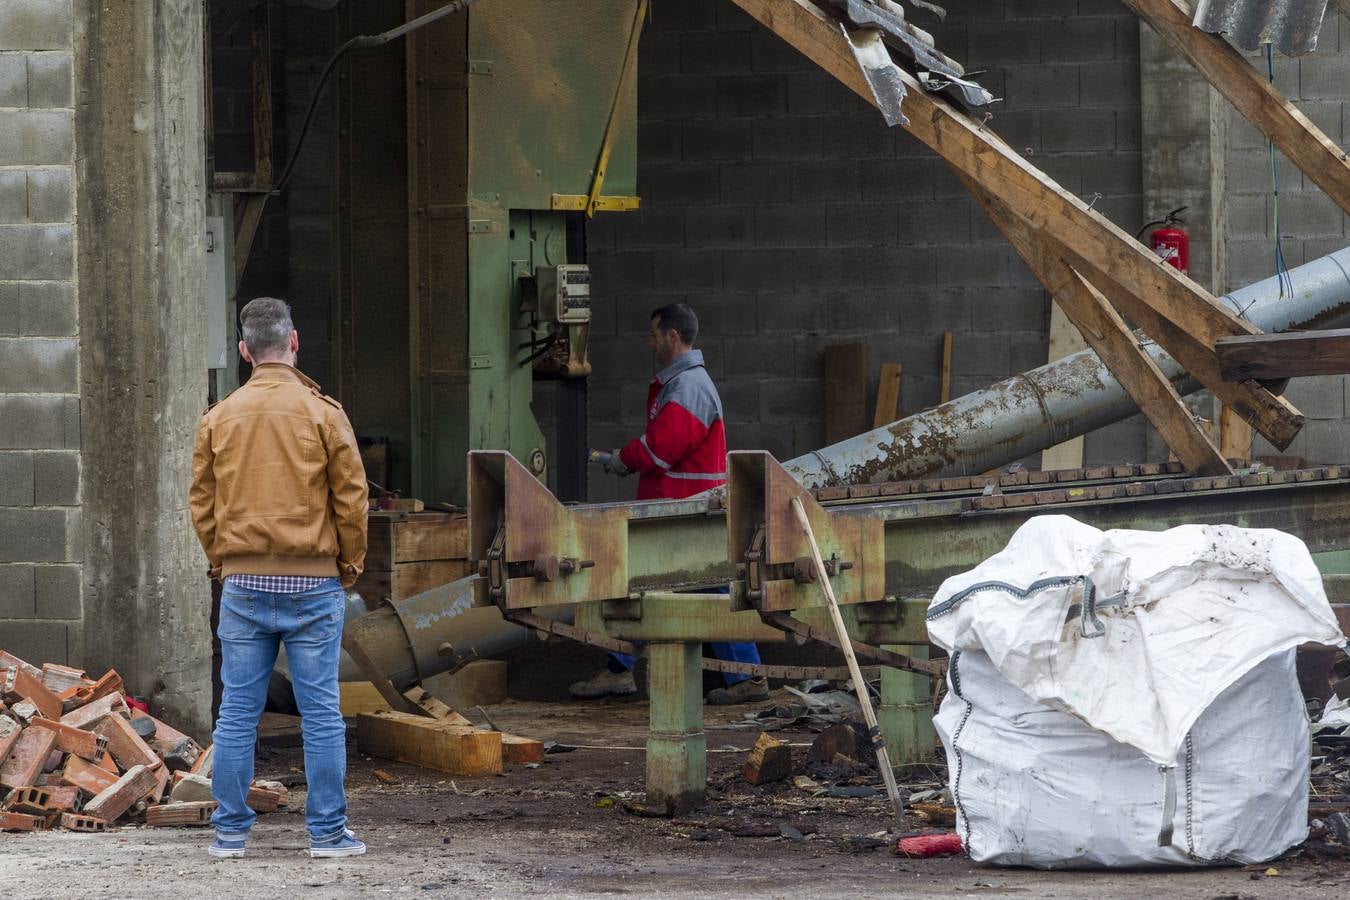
left=841, top=0, right=994, bottom=108
left=841, top=25, right=909, bottom=126
left=905, top=0, right=947, bottom=20
left=1191, top=0, right=1329, bottom=56
left=918, top=71, right=998, bottom=110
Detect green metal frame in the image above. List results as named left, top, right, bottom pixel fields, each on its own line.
left=467, top=450, right=1350, bottom=810
left=404, top=0, right=641, bottom=504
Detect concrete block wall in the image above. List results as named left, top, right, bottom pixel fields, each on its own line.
left=0, top=0, right=82, bottom=664
left=584, top=0, right=1145, bottom=501
left=1228, top=11, right=1350, bottom=465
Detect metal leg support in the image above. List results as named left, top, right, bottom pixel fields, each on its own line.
left=646, top=641, right=706, bottom=813
left=879, top=643, right=936, bottom=769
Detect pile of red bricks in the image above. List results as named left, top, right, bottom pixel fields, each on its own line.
left=0, top=649, right=286, bottom=833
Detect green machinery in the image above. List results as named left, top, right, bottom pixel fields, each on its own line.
left=347, top=449, right=1350, bottom=811
left=403, top=0, right=641, bottom=503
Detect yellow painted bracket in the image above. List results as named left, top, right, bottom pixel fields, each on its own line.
left=550, top=194, right=640, bottom=213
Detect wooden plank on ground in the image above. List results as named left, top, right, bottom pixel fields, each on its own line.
left=873, top=362, right=903, bottom=427
left=965, top=177, right=1231, bottom=475
left=340, top=681, right=391, bottom=717
left=727, top=0, right=1302, bottom=449
left=1125, top=0, right=1350, bottom=216
left=1215, top=330, right=1350, bottom=381
left=355, top=710, right=502, bottom=775
left=824, top=342, right=871, bottom=444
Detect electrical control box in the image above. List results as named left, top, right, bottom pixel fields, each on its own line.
left=536, top=264, right=591, bottom=324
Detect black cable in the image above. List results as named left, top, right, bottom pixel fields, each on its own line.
left=271, top=0, right=481, bottom=196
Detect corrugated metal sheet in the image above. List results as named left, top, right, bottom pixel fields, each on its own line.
left=1192, top=0, right=1330, bottom=55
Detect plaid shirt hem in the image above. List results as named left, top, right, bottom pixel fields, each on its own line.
left=225, top=574, right=336, bottom=593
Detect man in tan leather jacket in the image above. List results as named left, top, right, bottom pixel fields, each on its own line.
left=189, top=296, right=369, bottom=859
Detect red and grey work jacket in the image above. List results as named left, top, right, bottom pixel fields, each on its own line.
left=619, top=350, right=727, bottom=500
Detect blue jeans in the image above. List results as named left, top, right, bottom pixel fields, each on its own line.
left=608, top=586, right=761, bottom=686
left=213, top=579, right=348, bottom=841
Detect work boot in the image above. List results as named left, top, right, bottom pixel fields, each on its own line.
left=568, top=668, right=638, bottom=699
left=705, top=677, right=770, bottom=705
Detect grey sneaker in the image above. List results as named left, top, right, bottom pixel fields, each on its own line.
left=310, top=828, right=367, bottom=858
left=706, top=677, right=770, bottom=705
left=568, top=668, right=637, bottom=699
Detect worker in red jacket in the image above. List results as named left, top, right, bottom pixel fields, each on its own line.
left=571, top=303, right=768, bottom=704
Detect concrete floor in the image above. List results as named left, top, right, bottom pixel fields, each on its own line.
left=2, top=696, right=1346, bottom=898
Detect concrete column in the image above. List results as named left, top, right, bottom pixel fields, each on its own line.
left=73, top=1, right=211, bottom=737
left=1139, top=22, right=1230, bottom=457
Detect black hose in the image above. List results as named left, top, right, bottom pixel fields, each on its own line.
left=271, top=0, right=481, bottom=196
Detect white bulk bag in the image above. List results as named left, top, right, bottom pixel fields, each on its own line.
left=927, top=515, right=1347, bottom=868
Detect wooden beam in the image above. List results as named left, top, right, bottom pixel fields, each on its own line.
left=873, top=362, right=903, bottom=427
left=728, top=0, right=1302, bottom=449
left=939, top=333, right=952, bottom=403
left=1074, top=260, right=1304, bottom=448
left=355, top=710, right=503, bottom=775
left=824, top=342, right=871, bottom=443
left=965, top=178, right=1232, bottom=475
left=1042, top=302, right=1086, bottom=471
left=1219, top=404, right=1253, bottom=461
left=1216, top=329, right=1350, bottom=381
left=1124, top=0, right=1350, bottom=216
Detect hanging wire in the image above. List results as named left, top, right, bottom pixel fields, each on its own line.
left=1265, top=44, right=1294, bottom=298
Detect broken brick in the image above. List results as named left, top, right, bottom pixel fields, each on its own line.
left=0, top=810, right=41, bottom=831
left=170, top=772, right=213, bottom=803
left=93, top=714, right=159, bottom=771
left=0, top=713, right=21, bottom=764
left=83, top=764, right=158, bottom=822
left=156, top=737, right=201, bottom=772
left=60, top=692, right=127, bottom=731
left=60, top=754, right=119, bottom=797
left=2, top=785, right=52, bottom=814
left=1, top=666, right=63, bottom=721
left=42, top=784, right=79, bottom=812
left=26, top=716, right=106, bottom=761
left=59, top=812, right=109, bottom=832
left=190, top=744, right=215, bottom=777
left=0, top=651, right=41, bottom=680
left=246, top=781, right=285, bottom=813
left=145, top=800, right=216, bottom=827
left=0, top=725, right=59, bottom=789
left=40, top=663, right=87, bottom=694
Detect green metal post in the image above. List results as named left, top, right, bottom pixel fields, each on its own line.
left=645, top=642, right=705, bottom=813
left=879, top=644, right=936, bottom=769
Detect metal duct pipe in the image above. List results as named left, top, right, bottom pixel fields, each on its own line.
left=343, top=576, right=572, bottom=693
left=785, top=247, right=1350, bottom=488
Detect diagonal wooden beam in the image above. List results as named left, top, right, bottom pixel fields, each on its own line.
left=1124, top=0, right=1350, bottom=216
left=729, top=0, right=1302, bottom=448
left=963, top=175, right=1232, bottom=475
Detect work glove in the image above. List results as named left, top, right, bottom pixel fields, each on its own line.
left=601, top=449, right=631, bottom=477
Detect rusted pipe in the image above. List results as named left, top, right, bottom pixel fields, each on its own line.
left=785, top=247, right=1350, bottom=488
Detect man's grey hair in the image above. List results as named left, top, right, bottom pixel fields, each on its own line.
left=240, top=296, right=294, bottom=360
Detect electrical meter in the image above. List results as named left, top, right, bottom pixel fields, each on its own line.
left=536, top=264, right=591, bottom=324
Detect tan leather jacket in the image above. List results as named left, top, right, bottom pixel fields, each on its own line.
left=189, top=363, right=368, bottom=587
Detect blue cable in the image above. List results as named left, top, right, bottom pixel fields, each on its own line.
left=1266, top=44, right=1294, bottom=298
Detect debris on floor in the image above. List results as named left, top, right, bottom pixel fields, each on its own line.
left=0, top=649, right=283, bottom=833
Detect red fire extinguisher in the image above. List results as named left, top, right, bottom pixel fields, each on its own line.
left=1138, top=207, right=1189, bottom=275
